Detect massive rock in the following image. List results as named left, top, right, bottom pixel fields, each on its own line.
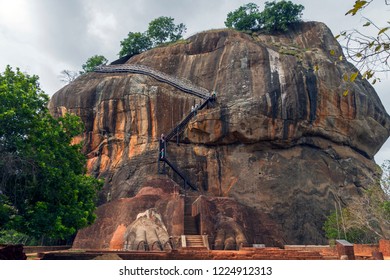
left=49, top=21, right=390, bottom=246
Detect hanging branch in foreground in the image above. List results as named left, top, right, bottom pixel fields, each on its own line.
left=336, top=0, right=390, bottom=85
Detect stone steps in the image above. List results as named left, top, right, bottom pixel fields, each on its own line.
left=185, top=235, right=205, bottom=247
left=182, top=235, right=209, bottom=250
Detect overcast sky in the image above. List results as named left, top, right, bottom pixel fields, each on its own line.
left=0, top=0, right=389, bottom=164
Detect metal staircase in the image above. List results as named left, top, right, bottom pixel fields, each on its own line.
left=165, top=97, right=212, bottom=142
left=95, top=63, right=216, bottom=192
left=95, top=64, right=215, bottom=246
left=158, top=96, right=213, bottom=191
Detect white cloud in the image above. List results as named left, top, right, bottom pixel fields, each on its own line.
left=87, top=12, right=117, bottom=40
left=0, top=0, right=33, bottom=34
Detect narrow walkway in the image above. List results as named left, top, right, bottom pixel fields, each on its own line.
left=95, top=64, right=210, bottom=99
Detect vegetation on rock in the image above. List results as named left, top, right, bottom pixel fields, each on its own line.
left=147, top=16, right=187, bottom=45
left=323, top=161, right=390, bottom=243
left=119, top=32, right=152, bottom=58
left=59, top=69, right=79, bottom=85
left=119, top=16, right=186, bottom=57
left=260, top=0, right=305, bottom=32
left=80, top=55, right=108, bottom=74
left=60, top=55, right=108, bottom=84
left=224, top=3, right=261, bottom=31
left=225, top=1, right=304, bottom=32
left=0, top=66, right=102, bottom=245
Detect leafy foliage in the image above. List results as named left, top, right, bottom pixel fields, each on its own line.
left=147, top=16, right=186, bottom=45
left=336, top=0, right=390, bottom=84
left=119, top=32, right=152, bottom=58
left=0, top=229, right=31, bottom=245
left=225, top=3, right=261, bottom=31
left=260, top=1, right=304, bottom=32
left=323, top=208, right=379, bottom=243
left=224, top=1, right=304, bottom=32
left=81, top=55, right=108, bottom=74
left=0, top=66, right=102, bottom=244
left=346, top=0, right=370, bottom=16
left=119, top=16, right=186, bottom=57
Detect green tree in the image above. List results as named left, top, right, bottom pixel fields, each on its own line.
left=225, top=1, right=304, bottom=33
left=147, top=16, right=186, bottom=45
left=80, top=55, right=108, bottom=74
left=0, top=66, right=102, bottom=244
left=259, top=0, right=304, bottom=33
left=323, top=208, right=378, bottom=243
left=225, top=3, right=261, bottom=31
left=119, top=32, right=152, bottom=58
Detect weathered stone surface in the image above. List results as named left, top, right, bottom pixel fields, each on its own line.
left=72, top=177, right=184, bottom=249
left=192, top=195, right=286, bottom=249
left=123, top=208, right=171, bottom=251
left=50, top=21, right=390, bottom=246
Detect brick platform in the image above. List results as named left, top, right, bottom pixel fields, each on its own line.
left=40, top=247, right=339, bottom=260
left=379, top=240, right=390, bottom=257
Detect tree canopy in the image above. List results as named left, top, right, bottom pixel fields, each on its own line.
left=147, top=16, right=187, bottom=45
left=224, top=3, right=261, bottom=31
left=260, top=1, right=304, bottom=32
left=119, top=16, right=186, bottom=57
left=119, top=32, right=152, bottom=58
left=0, top=66, right=101, bottom=244
left=225, top=1, right=304, bottom=32
left=81, top=55, right=108, bottom=74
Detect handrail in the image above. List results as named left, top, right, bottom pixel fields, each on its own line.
left=165, top=97, right=212, bottom=141
left=95, top=64, right=210, bottom=99
left=161, top=158, right=197, bottom=191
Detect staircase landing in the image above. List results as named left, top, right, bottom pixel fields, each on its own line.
left=181, top=235, right=209, bottom=250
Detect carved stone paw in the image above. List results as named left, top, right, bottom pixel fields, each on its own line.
left=214, top=215, right=248, bottom=250
left=123, top=208, right=172, bottom=251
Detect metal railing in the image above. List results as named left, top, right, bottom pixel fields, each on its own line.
left=95, top=64, right=210, bottom=99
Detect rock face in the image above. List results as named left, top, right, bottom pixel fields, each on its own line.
left=49, top=22, right=390, bottom=246
left=72, top=177, right=184, bottom=249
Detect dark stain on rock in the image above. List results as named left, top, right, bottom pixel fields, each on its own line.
left=269, top=71, right=282, bottom=121
left=216, top=150, right=223, bottom=196
left=146, top=96, right=153, bottom=140
left=220, top=105, right=230, bottom=138
left=296, top=69, right=308, bottom=120
left=304, top=67, right=318, bottom=123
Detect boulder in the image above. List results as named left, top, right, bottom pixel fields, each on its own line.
left=50, top=21, right=390, bottom=246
